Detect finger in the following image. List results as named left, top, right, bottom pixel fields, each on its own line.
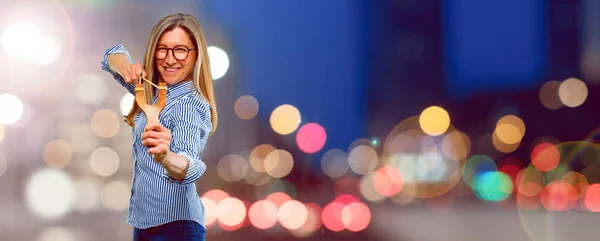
left=134, top=63, right=144, bottom=77
left=144, top=123, right=161, bottom=132
left=122, top=68, right=132, bottom=83
left=148, top=145, right=168, bottom=155
left=142, top=138, right=161, bottom=147
left=142, top=130, right=161, bottom=140
left=129, top=65, right=139, bottom=83
left=145, top=123, right=168, bottom=132
left=142, top=69, right=148, bottom=78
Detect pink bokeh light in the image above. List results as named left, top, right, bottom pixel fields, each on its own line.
left=296, top=123, right=327, bottom=154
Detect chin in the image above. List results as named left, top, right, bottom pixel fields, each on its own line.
left=164, top=78, right=182, bottom=85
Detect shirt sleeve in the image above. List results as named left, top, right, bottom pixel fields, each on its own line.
left=161, top=96, right=212, bottom=185
left=100, top=44, right=135, bottom=94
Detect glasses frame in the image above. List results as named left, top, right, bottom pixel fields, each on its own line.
left=155, top=46, right=195, bottom=61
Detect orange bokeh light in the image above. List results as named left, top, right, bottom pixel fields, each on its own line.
left=584, top=184, right=600, bottom=212
left=531, top=143, right=560, bottom=172
left=372, top=166, right=404, bottom=197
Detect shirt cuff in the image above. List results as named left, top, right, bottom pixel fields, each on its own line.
left=161, top=152, right=206, bottom=185
left=101, top=44, right=135, bottom=93
left=102, top=44, right=131, bottom=69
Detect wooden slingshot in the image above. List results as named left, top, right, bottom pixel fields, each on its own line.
left=135, top=74, right=167, bottom=126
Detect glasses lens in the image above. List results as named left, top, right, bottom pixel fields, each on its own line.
left=156, top=49, right=167, bottom=59
left=174, top=48, right=188, bottom=60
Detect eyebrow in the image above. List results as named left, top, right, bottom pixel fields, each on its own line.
left=156, top=43, right=192, bottom=48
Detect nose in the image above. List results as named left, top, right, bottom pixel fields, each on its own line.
left=165, top=49, right=177, bottom=65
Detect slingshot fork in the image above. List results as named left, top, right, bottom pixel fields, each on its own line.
left=135, top=74, right=167, bottom=126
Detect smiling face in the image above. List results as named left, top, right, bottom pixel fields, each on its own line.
left=155, top=26, right=198, bottom=85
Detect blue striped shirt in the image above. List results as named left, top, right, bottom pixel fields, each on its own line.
left=100, top=44, right=210, bottom=229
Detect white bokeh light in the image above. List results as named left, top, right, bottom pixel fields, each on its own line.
left=207, top=46, right=229, bottom=80
left=0, top=94, right=24, bottom=125
left=30, top=34, right=62, bottom=66
left=120, top=93, right=134, bottom=116
left=76, top=74, right=109, bottom=105
left=1, top=22, right=41, bottom=58
left=25, top=168, right=76, bottom=219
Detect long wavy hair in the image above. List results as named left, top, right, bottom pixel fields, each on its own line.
left=125, top=13, right=217, bottom=135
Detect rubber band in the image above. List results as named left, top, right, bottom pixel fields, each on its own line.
left=139, top=75, right=159, bottom=88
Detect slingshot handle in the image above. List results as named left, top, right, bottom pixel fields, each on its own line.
left=134, top=82, right=167, bottom=126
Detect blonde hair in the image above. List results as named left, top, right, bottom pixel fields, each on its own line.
left=125, top=13, right=218, bottom=135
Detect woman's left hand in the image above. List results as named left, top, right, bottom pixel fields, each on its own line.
left=142, top=123, right=172, bottom=164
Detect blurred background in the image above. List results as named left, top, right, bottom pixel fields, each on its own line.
left=0, top=0, right=598, bottom=240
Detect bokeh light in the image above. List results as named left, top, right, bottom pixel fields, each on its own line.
left=36, top=226, right=77, bottom=241
left=341, top=202, right=371, bottom=232
left=90, top=109, right=120, bottom=138
left=42, top=139, right=73, bottom=169
left=217, top=197, right=247, bottom=227
left=540, top=181, right=578, bottom=211
left=266, top=192, right=292, bottom=208
left=119, top=93, right=135, bottom=116
left=217, top=154, right=248, bottom=182
left=296, top=123, right=327, bottom=154
left=248, top=200, right=278, bottom=230
left=200, top=197, right=218, bottom=226
left=207, top=46, right=230, bottom=80
left=558, top=77, right=588, bottom=108
left=249, top=144, right=276, bottom=173
left=321, top=202, right=346, bottom=232
left=264, top=149, right=294, bottom=178
left=234, top=95, right=259, bottom=120
left=472, top=171, right=513, bottom=202
left=495, top=115, right=525, bottom=145
left=289, top=202, right=322, bottom=237
left=348, top=145, right=378, bottom=175
left=321, top=148, right=350, bottom=178
left=73, top=178, right=100, bottom=212
left=89, top=147, right=120, bottom=177
left=270, top=104, right=301, bottom=135
left=419, top=106, right=450, bottom=136
left=531, top=143, right=560, bottom=172
left=100, top=180, right=130, bottom=211
left=0, top=93, right=24, bottom=125
left=538, top=80, right=563, bottom=110
left=441, top=131, right=471, bottom=161
left=25, top=168, right=76, bottom=219
left=359, top=172, right=386, bottom=202
left=462, top=154, right=497, bottom=189
left=584, top=184, right=600, bottom=212
left=278, top=200, right=308, bottom=230
left=372, top=165, right=404, bottom=197
left=1, top=22, right=40, bottom=58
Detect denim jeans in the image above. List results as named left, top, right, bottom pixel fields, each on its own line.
left=133, top=220, right=206, bottom=241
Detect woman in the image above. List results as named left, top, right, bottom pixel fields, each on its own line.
left=100, top=13, right=217, bottom=241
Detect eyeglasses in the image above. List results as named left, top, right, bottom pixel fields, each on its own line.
left=155, top=46, right=195, bottom=60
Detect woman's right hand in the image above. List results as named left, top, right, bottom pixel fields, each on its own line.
left=121, top=62, right=148, bottom=84
left=107, top=54, right=147, bottom=84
